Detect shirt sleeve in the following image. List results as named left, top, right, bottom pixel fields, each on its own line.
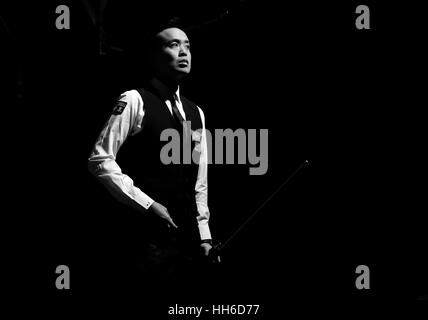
left=195, top=106, right=212, bottom=240
left=87, top=90, right=155, bottom=212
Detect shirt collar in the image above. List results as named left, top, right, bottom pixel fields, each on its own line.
left=151, top=77, right=181, bottom=104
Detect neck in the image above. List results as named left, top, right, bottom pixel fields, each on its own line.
left=155, top=75, right=179, bottom=93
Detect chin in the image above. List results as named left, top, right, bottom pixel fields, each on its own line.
left=177, top=66, right=190, bottom=73
left=176, top=69, right=190, bottom=77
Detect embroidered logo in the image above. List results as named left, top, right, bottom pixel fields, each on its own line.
left=112, top=100, right=127, bottom=115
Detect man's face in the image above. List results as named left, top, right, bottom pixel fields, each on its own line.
left=153, top=27, right=191, bottom=81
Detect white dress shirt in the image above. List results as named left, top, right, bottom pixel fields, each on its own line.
left=88, top=78, right=212, bottom=240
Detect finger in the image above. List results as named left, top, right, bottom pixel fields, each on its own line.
left=169, top=219, right=178, bottom=229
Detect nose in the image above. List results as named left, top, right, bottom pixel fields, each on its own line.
left=178, top=44, right=189, bottom=57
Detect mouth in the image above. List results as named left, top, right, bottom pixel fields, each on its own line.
left=177, top=60, right=189, bottom=67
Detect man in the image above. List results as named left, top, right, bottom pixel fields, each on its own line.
left=88, top=19, right=218, bottom=292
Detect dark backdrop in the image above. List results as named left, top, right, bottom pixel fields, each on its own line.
left=3, top=0, right=427, bottom=312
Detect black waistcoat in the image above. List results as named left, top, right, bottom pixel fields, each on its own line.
left=117, top=86, right=203, bottom=244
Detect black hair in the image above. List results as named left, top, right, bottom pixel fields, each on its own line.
left=146, top=16, right=187, bottom=50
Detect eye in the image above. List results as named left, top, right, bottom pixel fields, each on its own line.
left=168, top=42, right=179, bottom=48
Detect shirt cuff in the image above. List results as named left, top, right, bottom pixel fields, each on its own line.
left=134, top=192, right=155, bottom=210
left=198, top=223, right=212, bottom=241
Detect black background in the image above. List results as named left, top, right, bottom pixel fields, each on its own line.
left=2, top=0, right=427, bottom=314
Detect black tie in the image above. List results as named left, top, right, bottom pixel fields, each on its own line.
left=170, top=93, right=185, bottom=125
left=170, top=93, right=190, bottom=141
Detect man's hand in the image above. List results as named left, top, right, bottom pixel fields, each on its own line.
left=200, top=243, right=221, bottom=264
left=200, top=242, right=212, bottom=256
left=148, top=202, right=178, bottom=229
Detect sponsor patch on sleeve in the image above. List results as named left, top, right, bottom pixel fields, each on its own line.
left=112, top=100, right=127, bottom=115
